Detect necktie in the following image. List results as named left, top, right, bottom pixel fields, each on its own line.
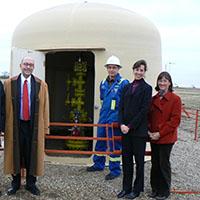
left=23, top=80, right=30, bottom=120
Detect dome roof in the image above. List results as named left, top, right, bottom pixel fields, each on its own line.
left=12, top=2, right=160, bottom=51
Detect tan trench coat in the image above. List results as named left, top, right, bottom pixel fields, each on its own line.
left=4, top=75, right=49, bottom=176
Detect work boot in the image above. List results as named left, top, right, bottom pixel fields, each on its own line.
left=86, top=166, right=103, bottom=172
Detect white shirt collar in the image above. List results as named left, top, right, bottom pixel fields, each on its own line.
left=21, top=74, right=31, bottom=84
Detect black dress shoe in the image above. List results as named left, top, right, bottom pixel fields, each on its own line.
left=7, top=186, right=19, bottom=195
left=25, top=185, right=40, bottom=196
left=117, top=190, right=130, bottom=198
left=155, top=194, right=169, bottom=200
left=105, top=173, right=120, bottom=180
left=86, top=166, right=103, bottom=172
left=148, top=191, right=158, bottom=198
left=125, top=191, right=140, bottom=199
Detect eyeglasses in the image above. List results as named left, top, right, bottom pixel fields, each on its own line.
left=23, top=62, right=34, bottom=67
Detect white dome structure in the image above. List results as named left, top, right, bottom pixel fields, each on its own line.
left=13, top=2, right=161, bottom=53
left=12, top=2, right=161, bottom=71
left=11, top=2, right=162, bottom=135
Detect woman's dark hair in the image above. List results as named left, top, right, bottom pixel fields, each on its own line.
left=132, top=59, right=147, bottom=71
left=155, top=71, right=173, bottom=92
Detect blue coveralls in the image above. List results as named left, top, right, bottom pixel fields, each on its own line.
left=93, top=73, right=129, bottom=176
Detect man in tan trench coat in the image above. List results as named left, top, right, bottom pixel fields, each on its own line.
left=4, top=56, right=49, bottom=196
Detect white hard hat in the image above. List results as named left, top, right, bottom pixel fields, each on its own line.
left=105, top=55, right=122, bottom=68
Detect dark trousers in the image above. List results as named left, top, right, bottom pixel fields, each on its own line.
left=150, top=143, right=174, bottom=196
left=122, top=135, right=146, bottom=193
left=12, top=120, right=36, bottom=188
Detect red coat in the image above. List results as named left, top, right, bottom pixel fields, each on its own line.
left=148, top=92, right=182, bottom=144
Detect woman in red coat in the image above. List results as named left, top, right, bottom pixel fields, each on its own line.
left=148, top=72, right=182, bottom=200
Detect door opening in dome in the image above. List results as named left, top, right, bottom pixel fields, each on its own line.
left=45, top=51, right=95, bottom=156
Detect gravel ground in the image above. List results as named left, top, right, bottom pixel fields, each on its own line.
left=0, top=115, right=200, bottom=200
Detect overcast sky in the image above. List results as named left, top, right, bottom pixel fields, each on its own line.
left=0, top=0, right=199, bottom=87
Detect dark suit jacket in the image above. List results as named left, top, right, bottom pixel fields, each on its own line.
left=119, top=78, right=152, bottom=137
left=0, top=81, right=5, bottom=132
left=14, top=74, right=37, bottom=125
left=11, top=74, right=41, bottom=174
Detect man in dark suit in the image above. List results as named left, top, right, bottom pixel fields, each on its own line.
left=4, top=56, right=49, bottom=196
left=0, top=80, right=5, bottom=196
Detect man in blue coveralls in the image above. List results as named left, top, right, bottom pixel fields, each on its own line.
left=87, top=55, right=129, bottom=180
